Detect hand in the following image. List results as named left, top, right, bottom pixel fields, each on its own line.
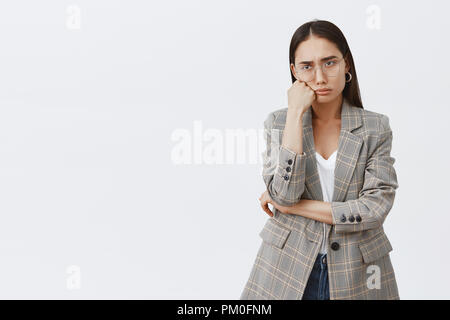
left=259, top=190, right=291, bottom=216
left=287, top=80, right=316, bottom=116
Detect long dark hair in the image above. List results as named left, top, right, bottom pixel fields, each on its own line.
left=289, top=19, right=363, bottom=109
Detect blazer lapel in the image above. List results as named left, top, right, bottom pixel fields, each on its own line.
left=301, top=97, right=363, bottom=203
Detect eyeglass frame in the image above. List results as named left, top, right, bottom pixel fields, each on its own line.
left=293, top=56, right=345, bottom=81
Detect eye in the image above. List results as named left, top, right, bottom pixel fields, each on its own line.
left=299, top=65, right=311, bottom=71
left=325, top=60, right=337, bottom=67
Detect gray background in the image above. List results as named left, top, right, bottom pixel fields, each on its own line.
left=0, top=0, right=447, bottom=299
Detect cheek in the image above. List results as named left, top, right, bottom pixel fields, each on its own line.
left=322, top=75, right=346, bottom=100
left=331, top=74, right=346, bottom=92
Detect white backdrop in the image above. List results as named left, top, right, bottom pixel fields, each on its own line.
left=0, top=0, right=448, bottom=299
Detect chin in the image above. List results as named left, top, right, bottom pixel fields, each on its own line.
left=316, top=94, right=336, bottom=102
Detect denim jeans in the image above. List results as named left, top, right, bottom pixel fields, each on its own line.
left=302, top=253, right=330, bottom=300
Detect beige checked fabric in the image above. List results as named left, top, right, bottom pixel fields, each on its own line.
left=240, top=96, right=400, bottom=300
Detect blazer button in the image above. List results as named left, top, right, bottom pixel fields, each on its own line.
left=331, top=242, right=340, bottom=251
left=283, top=175, right=289, bottom=181
left=286, top=166, right=291, bottom=172
left=340, top=214, right=346, bottom=222
left=349, top=215, right=355, bottom=222
left=287, top=159, right=293, bottom=165
left=356, top=215, right=362, bottom=222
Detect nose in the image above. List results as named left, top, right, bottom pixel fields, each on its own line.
left=314, top=66, right=327, bottom=84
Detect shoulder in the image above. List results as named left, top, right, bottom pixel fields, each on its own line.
left=358, top=107, right=392, bottom=135
left=263, top=107, right=288, bottom=129
left=264, top=105, right=393, bottom=134
left=357, top=107, right=394, bottom=154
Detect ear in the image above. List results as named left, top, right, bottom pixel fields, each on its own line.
left=290, top=63, right=299, bottom=80
left=344, top=58, right=351, bottom=73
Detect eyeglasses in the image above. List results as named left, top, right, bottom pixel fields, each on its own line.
left=294, top=57, right=344, bottom=82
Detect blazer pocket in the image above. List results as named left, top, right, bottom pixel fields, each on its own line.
left=259, top=218, right=291, bottom=249
left=358, top=230, right=393, bottom=264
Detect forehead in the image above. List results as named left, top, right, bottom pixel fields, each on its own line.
left=295, top=36, right=340, bottom=63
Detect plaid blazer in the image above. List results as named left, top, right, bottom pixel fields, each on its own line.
left=240, top=96, right=399, bottom=300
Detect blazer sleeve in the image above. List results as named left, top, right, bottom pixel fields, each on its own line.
left=330, top=114, right=399, bottom=233
left=262, top=111, right=307, bottom=207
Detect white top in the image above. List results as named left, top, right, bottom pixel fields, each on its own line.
left=315, top=150, right=337, bottom=254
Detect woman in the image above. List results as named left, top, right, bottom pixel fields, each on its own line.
left=240, top=20, right=399, bottom=300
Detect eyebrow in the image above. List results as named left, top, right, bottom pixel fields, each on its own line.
left=298, top=55, right=339, bottom=64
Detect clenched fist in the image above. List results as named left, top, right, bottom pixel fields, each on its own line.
left=287, top=80, right=316, bottom=116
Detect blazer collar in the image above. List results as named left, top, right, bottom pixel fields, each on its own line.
left=301, top=96, right=363, bottom=204
left=301, top=96, right=362, bottom=132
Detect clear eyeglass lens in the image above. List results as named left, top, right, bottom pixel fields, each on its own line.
left=296, top=60, right=341, bottom=82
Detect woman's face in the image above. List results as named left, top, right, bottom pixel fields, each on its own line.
left=290, top=35, right=350, bottom=103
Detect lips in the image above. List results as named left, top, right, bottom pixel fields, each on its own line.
left=315, top=88, right=331, bottom=93
left=315, top=89, right=332, bottom=96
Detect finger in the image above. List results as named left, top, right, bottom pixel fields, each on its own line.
left=263, top=202, right=273, bottom=216
left=261, top=199, right=273, bottom=216
left=263, top=204, right=273, bottom=217
left=305, top=82, right=315, bottom=90
left=260, top=200, right=273, bottom=217
left=260, top=198, right=267, bottom=209
left=260, top=202, right=267, bottom=215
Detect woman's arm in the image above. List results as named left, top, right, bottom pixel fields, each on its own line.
left=279, top=198, right=333, bottom=224
left=261, top=190, right=333, bottom=224
left=262, top=112, right=307, bottom=207
left=261, top=115, right=399, bottom=233
left=329, top=115, right=399, bottom=233
left=262, top=81, right=315, bottom=207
